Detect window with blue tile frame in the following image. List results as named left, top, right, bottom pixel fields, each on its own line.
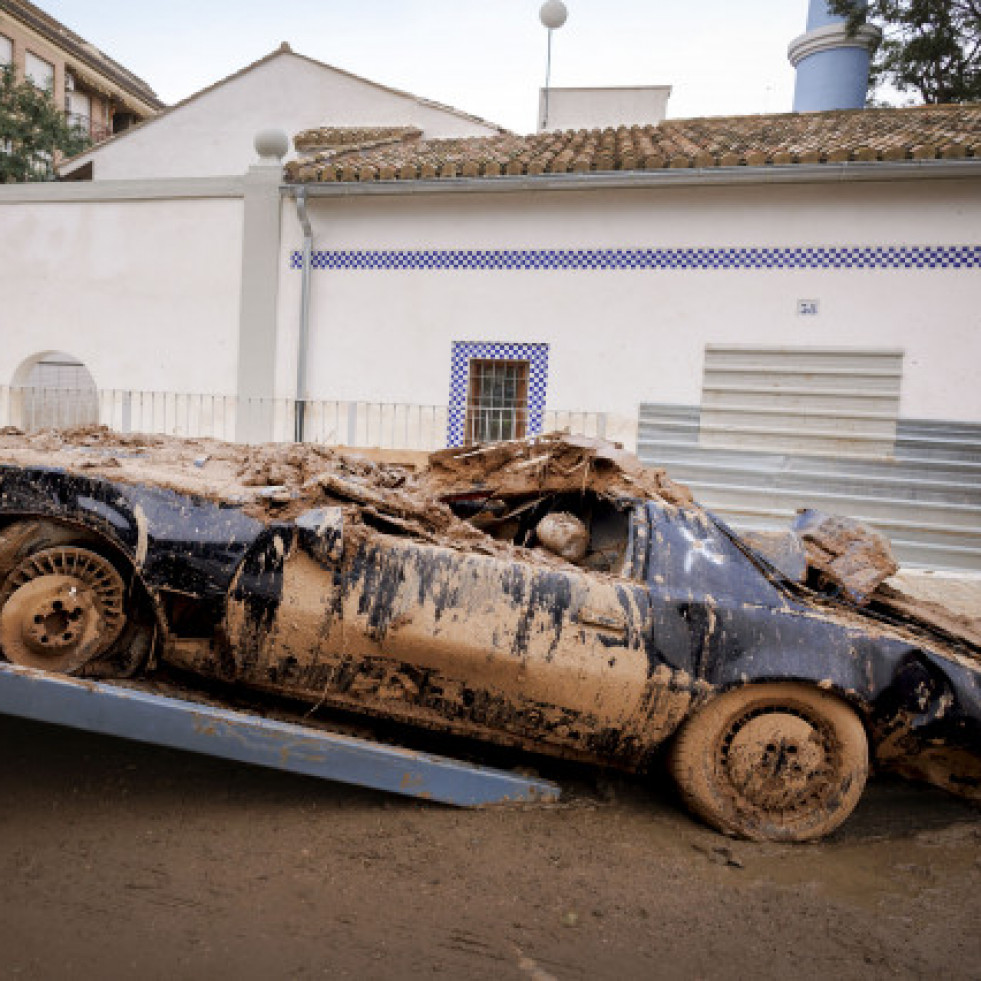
left=448, top=342, right=549, bottom=447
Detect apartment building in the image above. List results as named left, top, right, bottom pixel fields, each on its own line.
left=0, top=0, right=162, bottom=146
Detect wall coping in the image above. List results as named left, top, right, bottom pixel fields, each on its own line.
left=0, top=176, right=246, bottom=204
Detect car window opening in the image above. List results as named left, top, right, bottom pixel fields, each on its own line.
left=445, top=490, right=632, bottom=575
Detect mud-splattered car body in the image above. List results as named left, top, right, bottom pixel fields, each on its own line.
left=0, top=461, right=978, bottom=804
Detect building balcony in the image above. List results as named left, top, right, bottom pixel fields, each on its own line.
left=64, top=111, right=111, bottom=144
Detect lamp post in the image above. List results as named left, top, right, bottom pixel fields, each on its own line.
left=540, top=0, right=568, bottom=131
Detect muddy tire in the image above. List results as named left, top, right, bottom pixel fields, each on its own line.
left=0, top=520, right=151, bottom=677
left=669, top=683, right=868, bottom=842
left=0, top=545, right=129, bottom=674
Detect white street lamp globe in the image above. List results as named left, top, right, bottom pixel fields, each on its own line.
left=540, top=0, right=568, bottom=30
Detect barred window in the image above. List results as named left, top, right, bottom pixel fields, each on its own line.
left=465, top=359, right=529, bottom=444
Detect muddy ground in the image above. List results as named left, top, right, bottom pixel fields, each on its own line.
left=1, top=714, right=978, bottom=980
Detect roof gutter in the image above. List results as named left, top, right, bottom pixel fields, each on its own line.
left=282, top=158, right=981, bottom=199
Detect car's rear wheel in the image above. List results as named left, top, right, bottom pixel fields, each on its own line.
left=668, top=682, right=868, bottom=841
left=0, top=545, right=128, bottom=673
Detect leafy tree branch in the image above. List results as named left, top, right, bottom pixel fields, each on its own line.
left=829, top=0, right=981, bottom=103
left=0, top=65, right=90, bottom=182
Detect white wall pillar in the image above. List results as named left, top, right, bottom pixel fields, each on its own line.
left=235, top=130, right=288, bottom=443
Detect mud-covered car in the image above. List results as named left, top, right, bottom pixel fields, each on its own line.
left=0, top=432, right=978, bottom=841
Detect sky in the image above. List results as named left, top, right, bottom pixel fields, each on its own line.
left=38, top=1, right=810, bottom=132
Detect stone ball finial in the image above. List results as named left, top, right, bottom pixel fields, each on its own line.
left=540, top=0, right=568, bottom=30
left=254, top=128, right=289, bottom=162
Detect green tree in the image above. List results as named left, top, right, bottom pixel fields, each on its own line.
left=829, top=1, right=981, bottom=103
left=0, top=65, right=90, bottom=182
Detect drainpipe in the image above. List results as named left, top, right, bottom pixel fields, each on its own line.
left=294, top=187, right=313, bottom=443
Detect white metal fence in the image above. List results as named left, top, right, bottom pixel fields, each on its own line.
left=0, top=387, right=607, bottom=451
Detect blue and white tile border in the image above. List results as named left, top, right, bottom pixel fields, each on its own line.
left=447, top=342, right=549, bottom=448
left=290, top=245, right=981, bottom=272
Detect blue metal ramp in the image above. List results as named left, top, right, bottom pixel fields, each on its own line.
left=0, top=661, right=560, bottom=807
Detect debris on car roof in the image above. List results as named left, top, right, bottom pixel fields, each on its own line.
left=423, top=433, right=693, bottom=506
left=0, top=428, right=692, bottom=564
left=0, top=427, right=688, bottom=505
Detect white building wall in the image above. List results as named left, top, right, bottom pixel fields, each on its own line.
left=275, top=177, right=981, bottom=448
left=0, top=191, right=243, bottom=394
left=2, top=164, right=977, bottom=453
left=64, top=53, right=502, bottom=181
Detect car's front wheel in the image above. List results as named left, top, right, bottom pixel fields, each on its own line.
left=669, top=682, right=868, bottom=841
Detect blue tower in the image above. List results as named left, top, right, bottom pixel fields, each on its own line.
left=789, top=0, right=881, bottom=112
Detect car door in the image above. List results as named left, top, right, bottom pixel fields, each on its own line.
left=224, top=508, right=680, bottom=763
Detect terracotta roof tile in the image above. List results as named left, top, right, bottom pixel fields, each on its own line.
left=293, top=126, right=423, bottom=152
left=284, top=104, right=981, bottom=184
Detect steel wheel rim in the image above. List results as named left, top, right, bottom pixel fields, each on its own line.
left=0, top=547, right=125, bottom=672
left=718, top=706, right=841, bottom=817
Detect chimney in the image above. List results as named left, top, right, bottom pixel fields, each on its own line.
left=536, top=86, right=672, bottom=133
left=788, top=0, right=881, bottom=112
